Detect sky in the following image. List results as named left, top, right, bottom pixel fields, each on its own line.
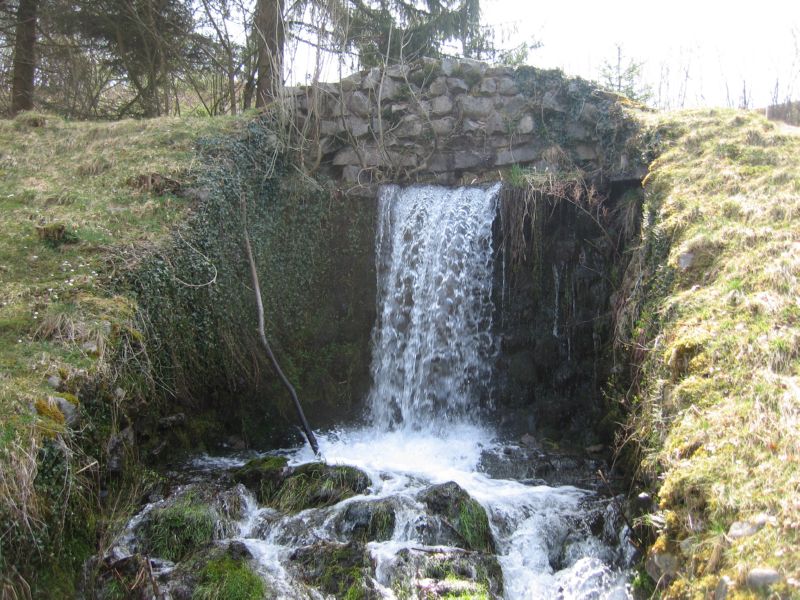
left=481, top=0, right=800, bottom=108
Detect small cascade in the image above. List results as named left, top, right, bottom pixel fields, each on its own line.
left=94, top=184, right=632, bottom=600
left=368, top=184, right=500, bottom=429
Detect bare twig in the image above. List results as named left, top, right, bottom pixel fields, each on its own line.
left=240, top=193, right=320, bottom=456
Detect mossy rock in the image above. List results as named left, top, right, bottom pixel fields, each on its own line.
left=388, top=547, right=503, bottom=599
left=419, top=482, right=495, bottom=553
left=234, top=459, right=371, bottom=513
left=334, top=498, right=396, bottom=542
left=289, top=541, right=378, bottom=599
left=232, top=456, right=290, bottom=503
left=273, top=462, right=370, bottom=513
left=137, top=493, right=217, bottom=562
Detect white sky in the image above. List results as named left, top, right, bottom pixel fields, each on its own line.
left=285, top=1, right=800, bottom=109
left=482, top=0, right=800, bottom=108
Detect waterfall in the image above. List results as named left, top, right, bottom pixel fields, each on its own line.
left=367, top=184, right=501, bottom=430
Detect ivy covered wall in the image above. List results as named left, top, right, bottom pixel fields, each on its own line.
left=128, top=120, right=376, bottom=452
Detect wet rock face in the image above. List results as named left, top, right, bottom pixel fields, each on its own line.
left=288, top=59, right=644, bottom=191
left=290, top=541, right=379, bottom=598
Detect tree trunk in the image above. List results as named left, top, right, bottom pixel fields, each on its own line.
left=11, top=0, right=39, bottom=114
left=254, top=0, right=284, bottom=107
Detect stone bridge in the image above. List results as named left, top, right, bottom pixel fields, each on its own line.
left=286, top=57, right=647, bottom=192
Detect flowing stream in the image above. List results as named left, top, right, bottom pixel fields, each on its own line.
left=103, top=184, right=632, bottom=599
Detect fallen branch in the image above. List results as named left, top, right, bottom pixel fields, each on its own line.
left=241, top=193, right=320, bottom=457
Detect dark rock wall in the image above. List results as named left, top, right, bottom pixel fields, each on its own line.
left=491, top=183, right=642, bottom=444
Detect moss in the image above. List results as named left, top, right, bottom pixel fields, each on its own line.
left=193, top=556, right=266, bottom=600
left=34, top=397, right=66, bottom=425
left=232, top=456, right=289, bottom=503
left=615, top=108, right=800, bottom=596
left=139, top=494, right=216, bottom=561
left=271, top=463, right=370, bottom=513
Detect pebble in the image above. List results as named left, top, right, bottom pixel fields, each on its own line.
left=746, top=567, right=782, bottom=588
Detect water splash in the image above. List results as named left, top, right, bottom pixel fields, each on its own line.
left=368, top=184, right=500, bottom=429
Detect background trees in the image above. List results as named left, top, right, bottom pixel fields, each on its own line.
left=0, top=0, right=494, bottom=116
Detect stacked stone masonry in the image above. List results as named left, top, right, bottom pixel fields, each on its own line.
left=286, top=57, right=645, bottom=191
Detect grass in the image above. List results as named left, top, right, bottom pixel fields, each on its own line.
left=193, top=556, right=266, bottom=600
left=0, top=111, right=242, bottom=593
left=139, top=493, right=217, bottom=562
left=618, top=109, right=800, bottom=598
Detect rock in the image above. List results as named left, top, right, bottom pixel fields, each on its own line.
left=496, top=77, right=518, bottom=95
left=520, top=433, right=538, bottom=447
left=495, top=145, right=540, bottom=166
left=419, top=481, right=495, bottom=552
left=715, top=575, right=733, bottom=600
left=385, top=64, right=410, bottom=79
left=441, top=57, right=458, bottom=76
left=479, top=78, right=497, bottom=94
left=746, top=567, right=782, bottom=588
left=50, top=395, right=79, bottom=427
left=645, top=549, right=678, bottom=584
left=396, top=114, right=424, bottom=138
left=158, top=412, right=186, bottom=430
left=462, top=119, right=484, bottom=133
left=430, top=117, right=455, bottom=136
left=585, top=444, right=605, bottom=454
left=383, top=547, right=503, bottom=598
left=459, top=96, right=494, bottom=119
left=429, top=77, right=448, bottom=96
left=678, top=252, right=695, bottom=270
left=453, top=150, right=491, bottom=170
left=542, top=90, right=567, bottom=112
left=81, top=340, right=98, bottom=354
left=446, top=77, right=469, bottom=94
left=106, top=426, right=134, bottom=474
left=338, top=72, right=361, bottom=92
left=727, top=520, right=761, bottom=539
left=517, top=114, right=535, bottom=134
left=431, top=95, right=453, bottom=116
left=575, top=144, right=599, bottom=161
left=227, top=540, right=253, bottom=561
left=244, top=461, right=371, bottom=513
left=289, top=541, right=377, bottom=599
left=334, top=498, right=396, bottom=542
left=346, top=91, right=371, bottom=117
left=47, top=374, right=62, bottom=389
left=485, top=112, right=505, bottom=135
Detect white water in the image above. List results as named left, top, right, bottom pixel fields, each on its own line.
left=368, top=184, right=499, bottom=429
left=108, top=185, right=631, bottom=599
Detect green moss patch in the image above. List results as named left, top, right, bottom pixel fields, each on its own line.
left=138, top=493, right=217, bottom=561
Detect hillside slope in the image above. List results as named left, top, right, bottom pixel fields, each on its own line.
left=0, top=112, right=242, bottom=594
left=618, top=109, right=800, bottom=598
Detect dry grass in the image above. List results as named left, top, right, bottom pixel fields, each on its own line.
left=620, top=109, right=800, bottom=597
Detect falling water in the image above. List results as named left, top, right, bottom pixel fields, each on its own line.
left=368, top=184, right=500, bottom=429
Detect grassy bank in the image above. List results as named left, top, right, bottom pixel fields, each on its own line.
left=0, top=112, right=242, bottom=594
left=617, top=109, right=800, bottom=597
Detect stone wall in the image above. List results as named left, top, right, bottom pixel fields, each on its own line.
left=288, top=58, right=646, bottom=191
